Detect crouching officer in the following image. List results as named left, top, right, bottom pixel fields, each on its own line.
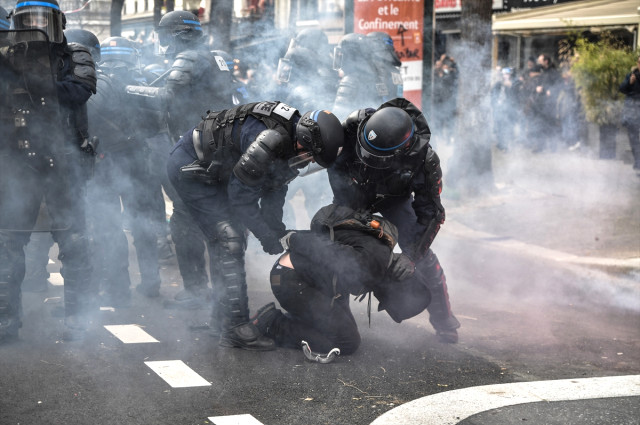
left=250, top=204, right=432, bottom=359
left=166, top=102, right=344, bottom=350
left=328, top=98, right=461, bottom=343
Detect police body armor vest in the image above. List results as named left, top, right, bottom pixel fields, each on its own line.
left=193, top=101, right=299, bottom=181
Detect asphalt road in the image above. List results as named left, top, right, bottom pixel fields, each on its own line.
left=1, top=226, right=638, bottom=425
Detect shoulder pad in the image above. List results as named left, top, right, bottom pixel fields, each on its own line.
left=67, top=43, right=97, bottom=94
left=174, top=50, right=200, bottom=63
left=343, top=108, right=372, bottom=140
left=232, top=129, right=284, bottom=187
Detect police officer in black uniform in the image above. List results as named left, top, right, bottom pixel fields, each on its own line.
left=0, top=0, right=97, bottom=342
left=127, top=11, right=238, bottom=307
left=332, top=33, right=403, bottom=121
left=327, top=98, right=461, bottom=343
left=251, top=204, right=431, bottom=358
left=82, top=35, right=166, bottom=307
left=276, top=28, right=337, bottom=112
left=166, top=102, right=344, bottom=350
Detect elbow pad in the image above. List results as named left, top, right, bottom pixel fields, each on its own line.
left=67, top=43, right=97, bottom=94
left=424, top=146, right=444, bottom=219
left=233, top=129, right=287, bottom=187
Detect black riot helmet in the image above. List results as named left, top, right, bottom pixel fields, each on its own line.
left=100, top=36, right=140, bottom=70
left=290, top=28, right=329, bottom=51
left=211, top=49, right=234, bottom=71
left=277, top=46, right=315, bottom=83
left=356, top=107, right=416, bottom=169
left=12, top=0, right=65, bottom=43
left=156, top=10, right=202, bottom=56
left=366, top=31, right=401, bottom=67
left=65, top=28, right=101, bottom=62
left=0, top=6, right=10, bottom=32
left=333, top=32, right=370, bottom=72
left=294, top=110, right=344, bottom=168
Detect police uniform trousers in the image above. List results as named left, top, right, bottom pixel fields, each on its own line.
left=0, top=148, right=93, bottom=330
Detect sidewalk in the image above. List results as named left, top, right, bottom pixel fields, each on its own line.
left=441, top=147, right=640, bottom=274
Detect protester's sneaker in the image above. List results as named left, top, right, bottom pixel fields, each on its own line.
left=219, top=322, right=275, bottom=351
left=250, top=302, right=281, bottom=337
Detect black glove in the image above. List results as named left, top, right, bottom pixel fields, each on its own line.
left=389, top=253, right=415, bottom=281
left=260, top=233, right=285, bottom=255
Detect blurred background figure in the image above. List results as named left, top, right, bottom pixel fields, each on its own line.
left=490, top=67, right=521, bottom=152
left=432, top=54, right=458, bottom=145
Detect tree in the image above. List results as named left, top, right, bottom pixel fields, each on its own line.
left=447, top=0, right=494, bottom=197
left=571, top=33, right=637, bottom=158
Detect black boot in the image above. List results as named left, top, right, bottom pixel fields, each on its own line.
left=430, top=314, right=461, bottom=344
left=163, top=285, right=211, bottom=310
left=219, top=322, right=276, bottom=351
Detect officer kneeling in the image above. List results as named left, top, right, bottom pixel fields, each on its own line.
left=166, top=102, right=343, bottom=351
left=251, top=204, right=432, bottom=360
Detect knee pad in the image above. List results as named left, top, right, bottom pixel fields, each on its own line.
left=215, top=221, right=246, bottom=257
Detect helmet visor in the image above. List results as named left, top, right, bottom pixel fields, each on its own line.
left=288, top=151, right=315, bottom=172
left=276, top=57, right=292, bottom=83
left=332, top=46, right=343, bottom=71
left=13, top=4, right=63, bottom=43
left=355, top=141, right=396, bottom=169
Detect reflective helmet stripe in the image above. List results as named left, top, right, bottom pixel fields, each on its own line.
left=363, top=121, right=414, bottom=152
left=16, top=1, right=59, bottom=10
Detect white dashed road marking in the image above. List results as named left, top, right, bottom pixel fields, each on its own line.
left=104, top=324, right=159, bottom=343
left=48, top=272, right=63, bottom=286
left=370, top=375, right=640, bottom=425
left=145, top=360, right=211, bottom=388
left=207, top=414, right=265, bottom=425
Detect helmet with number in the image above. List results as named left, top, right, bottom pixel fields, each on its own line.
left=156, top=10, right=202, bottom=56
left=100, top=36, right=140, bottom=69
left=12, top=0, right=65, bottom=43
left=366, top=31, right=401, bottom=67
left=0, top=6, right=10, bottom=32
left=65, top=28, right=101, bottom=62
left=295, top=110, right=344, bottom=168
left=211, top=49, right=235, bottom=71
left=333, top=32, right=370, bottom=72
left=356, top=107, right=416, bottom=169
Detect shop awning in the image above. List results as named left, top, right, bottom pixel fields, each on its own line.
left=492, top=0, right=640, bottom=34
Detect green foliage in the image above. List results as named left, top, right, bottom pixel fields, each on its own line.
left=570, top=33, right=637, bottom=125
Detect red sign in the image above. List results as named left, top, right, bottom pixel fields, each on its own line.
left=353, top=0, right=424, bottom=108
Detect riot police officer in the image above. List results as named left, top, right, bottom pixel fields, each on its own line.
left=82, top=35, right=166, bottom=306
left=327, top=98, right=461, bottom=343
left=276, top=28, right=337, bottom=112
left=127, top=11, right=238, bottom=307
left=166, top=101, right=344, bottom=350
left=0, top=0, right=97, bottom=342
left=332, top=32, right=402, bottom=121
